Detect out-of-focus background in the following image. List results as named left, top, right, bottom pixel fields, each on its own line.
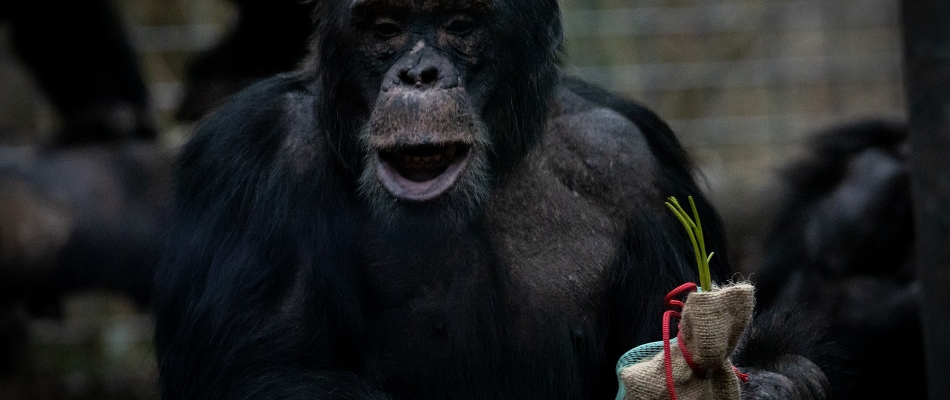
left=0, top=0, right=912, bottom=399
left=559, top=0, right=906, bottom=274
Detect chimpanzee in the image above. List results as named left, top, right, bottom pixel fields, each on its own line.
left=154, top=0, right=833, bottom=398
left=751, top=119, right=923, bottom=399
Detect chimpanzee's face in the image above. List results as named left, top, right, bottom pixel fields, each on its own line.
left=345, top=0, right=498, bottom=223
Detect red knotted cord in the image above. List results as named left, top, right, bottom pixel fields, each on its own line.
left=662, top=282, right=698, bottom=400
left=732, top=366, right=749, bottom=382
left=662, top=307, right=682, bottom=400
left=660, top=282, right=749, bottom=399
left=677, top=330, right=701, bottom=377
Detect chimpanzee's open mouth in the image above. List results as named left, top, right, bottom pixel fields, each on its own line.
left=376, top=143, right=471, bottom=202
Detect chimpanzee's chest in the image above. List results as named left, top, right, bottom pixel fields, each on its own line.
left=357, top=153, right=623, bottom=398
left=359, top=238, right=615, bottom=398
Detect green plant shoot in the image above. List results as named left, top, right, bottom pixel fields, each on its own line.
left=665, top=196, right=714, bottom=292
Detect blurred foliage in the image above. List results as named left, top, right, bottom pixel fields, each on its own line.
left=1, top=293, right=157, bottom=400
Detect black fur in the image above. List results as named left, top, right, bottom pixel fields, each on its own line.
left=154, top=1, right=831, bottom=398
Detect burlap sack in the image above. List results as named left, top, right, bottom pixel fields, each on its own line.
left=617, top=282, right=754, bottom=400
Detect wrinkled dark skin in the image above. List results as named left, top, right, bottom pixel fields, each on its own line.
left=154, top=0, right=833, bottom=398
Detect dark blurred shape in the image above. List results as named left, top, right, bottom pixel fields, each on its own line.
left=0, top=142, right=172, bottom=367
left=174, top=0, right=313, bottom=121
left=0, top=0, right=157, bottom=145
left=901, top=1, right=950, bottom=396
left=0, top=1, right=312, bottom=397
left=0, top=3, right=170, bottom=397
left=0, top=304, right=29, bottom=375
left=0, top=143, right=172, bottom=310
left=751, top=119, right=923, bottom=399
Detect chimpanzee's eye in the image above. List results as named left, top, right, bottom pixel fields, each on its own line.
left=444, top=17, right=475, bottom=37
left=372, top=20, right=402, bottom=39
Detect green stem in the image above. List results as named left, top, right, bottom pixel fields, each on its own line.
left=665, top=202, right=704, bottom=287
left=688, top=197, right=710, bottom=291
left=665, top=196, right=713, bottom=291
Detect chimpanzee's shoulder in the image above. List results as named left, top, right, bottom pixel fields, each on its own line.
left=175, top=73, right=328, bottom=192
left=541, top=81, right=669, bottom=216
left=188, top=73, right=315, bottom=142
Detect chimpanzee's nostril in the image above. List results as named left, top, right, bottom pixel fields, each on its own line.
left=398, top=69, right=412, bottom=85
left=419, top=67, right=437, bottom=84
left=400, top=65, right=439, bottom=87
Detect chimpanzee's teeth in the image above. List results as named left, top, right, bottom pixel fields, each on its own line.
left=377, top=143, right=471, bottom=184
left=399, top=151, right=452, bottom=169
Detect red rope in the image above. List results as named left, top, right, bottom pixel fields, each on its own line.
left=662, top=308, right=681, bottom=400
left=677, top=330, right=702, bottom=377
left=664, top=282, right=696, bottom=309
left=660, top=282, right=749, bottom=398
left=662, top=282, right=697, bottom=399
left=733, top=366, right=749, bottom=382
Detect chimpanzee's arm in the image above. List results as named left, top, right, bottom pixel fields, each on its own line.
left=153, top=75, right=388, bottom=399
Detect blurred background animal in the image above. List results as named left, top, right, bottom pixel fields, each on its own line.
left=749, top=119, right=924, bottom=399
